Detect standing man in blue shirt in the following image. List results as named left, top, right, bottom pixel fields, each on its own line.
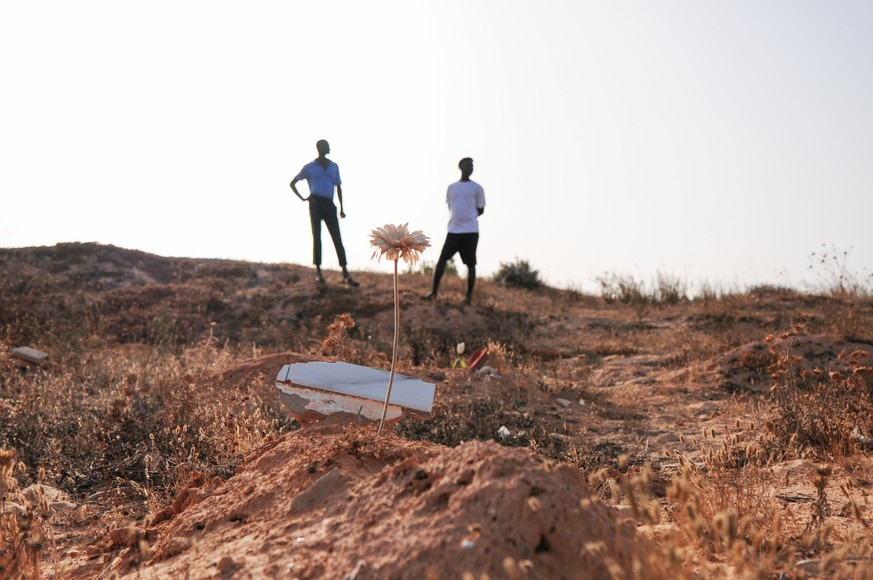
left=290, top=139, right=359, bottom=286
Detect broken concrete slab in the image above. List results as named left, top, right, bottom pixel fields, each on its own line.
left=276, top=361, right=435, bottom=423
left=10, top=347, right=49, bottom=364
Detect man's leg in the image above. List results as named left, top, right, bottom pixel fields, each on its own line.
left=460, top=233, right=479, bottom=305
left=431, top=256, right=448, bottom=295
left=422, top=235, right=456, bottom=300
left=465, top=265, right=476, bottom=305
left=309, top=201, right=324, bottom=282
left=322, top=208, right=347, bottom=267
left=322, top=207, right=358, bottom=286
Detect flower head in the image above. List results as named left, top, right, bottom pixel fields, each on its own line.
left=370, top=223, right=430, bottom=264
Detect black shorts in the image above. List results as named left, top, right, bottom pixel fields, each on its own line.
left=438, top=233, right=479, bottom=266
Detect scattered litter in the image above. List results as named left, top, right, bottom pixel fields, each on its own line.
left=467, top=346, right=489, bottom=372
left=10, top=347, right=49, bottom=364
left=453, top=343, right=467, bottom=368
left=497, top=426, right=511, bottom=439
left=556, top=398, right=571, bottom=408
left=475, top=365, right=501, bottom=379
left=461, top=539, right=476, bottom=550
left=851, top=427, right=870, bottom=448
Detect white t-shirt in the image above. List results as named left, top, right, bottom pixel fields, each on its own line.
left=446, top=180, right=485, bottom=234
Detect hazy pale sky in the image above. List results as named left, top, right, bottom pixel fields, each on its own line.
left=2, top=1, right=871, bottom=292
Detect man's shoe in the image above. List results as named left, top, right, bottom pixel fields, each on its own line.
left=316, top=272, right=326, bottom=284
left=345, top=276, right=360, bottom=287
left=420, top=293, right=436, bottom=301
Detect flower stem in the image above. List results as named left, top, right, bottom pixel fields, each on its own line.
left=378, top=258, right=400, bottom=436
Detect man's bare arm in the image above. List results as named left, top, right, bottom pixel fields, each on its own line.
left=289, top=177, right=309, bottom=202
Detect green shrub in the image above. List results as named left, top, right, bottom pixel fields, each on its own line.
left=493, top=259, right=542, bottom=290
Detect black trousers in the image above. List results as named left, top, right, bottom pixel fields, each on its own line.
left=309, top=196, right=347, bottom=267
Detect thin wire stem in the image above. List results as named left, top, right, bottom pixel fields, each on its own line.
left=378, top=258, right=400, bottom=436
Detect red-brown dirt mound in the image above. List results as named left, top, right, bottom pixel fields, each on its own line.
left=716, top=334, right=873, bottom=393
left=139, top=421, right=667, bottom=579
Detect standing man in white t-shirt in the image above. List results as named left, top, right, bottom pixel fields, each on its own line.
left=422, top=157, right=486, bottom=305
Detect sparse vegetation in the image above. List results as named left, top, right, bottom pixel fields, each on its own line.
left=492, top=258, right=542, bottom=290
left=407, top=257, right=459, bottom=277
left=806, top=244, right=873, bottom=298
left=764, top=325, right=873, bottom=458
left=2, top=243, right=873, bottom=578
left=596, top=270, right=689, bottom=309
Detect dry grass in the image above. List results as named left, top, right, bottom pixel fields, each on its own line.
left=0, top=335, right=288, bottom=577
left=765, top=327, right=873, bottom=458
left=2, top=243, right=873, bottom=577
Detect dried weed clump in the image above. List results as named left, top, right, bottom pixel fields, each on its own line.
left=662, top=443, right=792, bottom=577
left=0, top=450, right=52, bottom=579
left=596, top=271, right=690, bottom=314
left=323, top=312, right=356, bottom=361
left=654, top=348, right=873, bottom=577
left=1, top=336, right=288, bottom=525
left=765, top=325, right=873, bottom=458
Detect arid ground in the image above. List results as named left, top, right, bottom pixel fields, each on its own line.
left=2, top=243, right=873, bottom=579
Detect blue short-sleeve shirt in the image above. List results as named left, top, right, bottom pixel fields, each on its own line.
left=295, top=160, right=341, bottom=200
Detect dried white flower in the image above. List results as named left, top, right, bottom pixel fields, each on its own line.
left=370, top=223, right=430, bottom=265
left=369, top=223, right=430, bottom=437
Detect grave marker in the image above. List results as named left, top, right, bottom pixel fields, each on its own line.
left=276, top=361, right=435, bottom=423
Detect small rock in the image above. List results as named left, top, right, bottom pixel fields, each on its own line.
left=556, top=398, right=571, bottom=408
left=476, top=365, right=501, bottom=379
left=638, top=523, right=680, bottom=542
left=10, top=346, right=49, bottom=364
left=3, top=502, right=25, bottom=516
left=159, top=536, right=192, bottom=559
left=218, top=555, right=239, bottom=575
left=497, top=426, right=511, bottom=439
left=461, top=539, right=476, bottom=549
left=22, top=484, right=70, bottom=503
left=796, top=559, right=821, bottom=575
left=50, top=501, right=78, bottom=515
left=291, top=468, right=346, bottom=514
left=109, top=526, right=144, bottom=548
